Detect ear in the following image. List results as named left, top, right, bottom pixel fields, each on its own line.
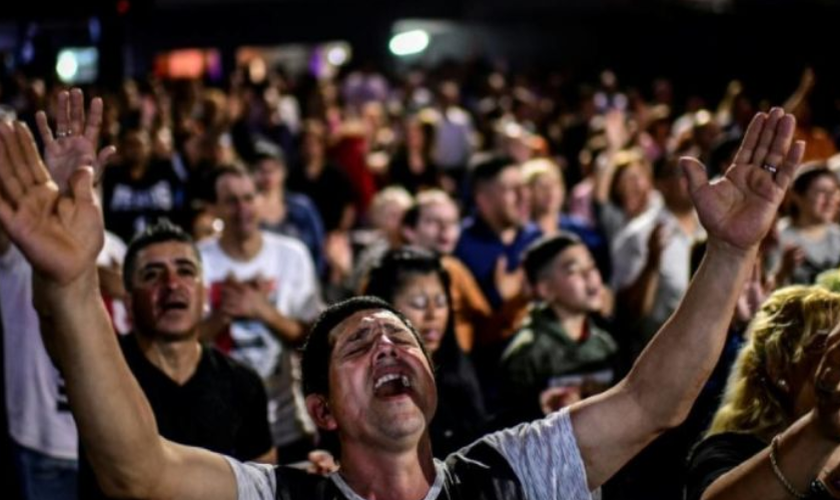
left=306, top=394, right=338, bottom=431
left=401, top=225, right=416, bottom=244
left=534, top=279, right=551, bottom=302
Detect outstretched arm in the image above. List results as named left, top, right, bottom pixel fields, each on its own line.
left=569, top=109, right=805, bottom=489
left=0, top=120, right=237, bottom=500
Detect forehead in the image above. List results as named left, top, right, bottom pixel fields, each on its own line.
left=419, top=200, right=458, bottom=219
left=134, top=241, right=200, bottom=269
left=216, top=173, right=255, bottom=197
left=396, top=272, right=444, bottom=292
left=553, top=244, right=591, bottom=267
left=497, top=166, right=522, bottom=185
left=328, top=309, right=410, bottom=345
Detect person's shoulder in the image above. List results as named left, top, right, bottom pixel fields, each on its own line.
left=285, top=191, right=318, bottom=212
left=262, top=231, right=311, bottom=258
left=204, top=346, right=262, bottom=382
left=500, top=326, right=538, bottom=364
left=197, top=236, right=222, bottom=255
left=688, top=432, right=766, bottom=465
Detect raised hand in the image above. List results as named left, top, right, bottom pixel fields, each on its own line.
left=681, top=108, right=805, bottom=253
left=36, top=88, right=116, bottom=192
left=0, top=120, right=103, bottom=285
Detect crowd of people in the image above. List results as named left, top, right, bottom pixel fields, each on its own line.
left=3, top=57, right=840, bottom=500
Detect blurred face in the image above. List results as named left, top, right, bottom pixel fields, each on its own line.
left=325, top=310, right=437, bottom=450
left=303, top=131, right=325, bottom=162
left=392, top=273, right=449, bottom=354
left=537, top=244, right=603, bottom=314
left=409, top=201, right=460, bottom=254
left=253, top=158, right=286, bottom=193
left=478, top=165, right=524, bottom=229
left=405, top=121, right=425, bottom=151
left=120, top=130, right=151, bottom=167
left=128, top=241, right=204, bottom=339
left=656, top=162, right=692, bottom=212
left=375, top=200, right=409, bottom=238
left=796, top=174, right=840, bottom=224
left=215, top=173, right=260, bottom=239
left=529, top=171, right=564, bottom=217
left=615, top=163, right=652, bottom=217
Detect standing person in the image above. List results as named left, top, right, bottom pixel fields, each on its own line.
left=2, top=88, right=113, bottom=500
left=776, top=165, right=840, bottom=285
left=0, top=104, right=806, bottom=499
left=500, top=233, right=617, bottom=427
left=199, top=166, right=323, bottom=462
left=78, top=220, right=275, bottom=499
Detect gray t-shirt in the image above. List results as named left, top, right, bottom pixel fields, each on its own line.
left=778, top=223, right=840, bottom=284
left=224, top=408, right=593, bottom=500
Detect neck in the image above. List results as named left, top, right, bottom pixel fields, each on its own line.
left=133, top=333, right=202, bottom=385
left=482, top=214, right=518, bottom=244
left=795, top=215, right=827, bottom=231
left=338, top=437, right=436, bottom=500
left=260, top=191, right=286, bottom=224
left=550, top=304, right=587, bottom=341
left=536, top=211, right=560, bottom=236
left=219, top=230, right=263, bottom=260
left=670, top=207, right=697, bottom=233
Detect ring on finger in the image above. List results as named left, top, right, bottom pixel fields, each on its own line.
left=55, top=130, right=71, bottom=138
left=761, top=162, right=778, bottom=176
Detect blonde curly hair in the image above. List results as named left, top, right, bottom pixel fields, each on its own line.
left=708, top=286, right=840, bottom=441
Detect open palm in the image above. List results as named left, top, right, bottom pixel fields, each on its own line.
left=0, top=121, right=103, bottom=285
left=37, top=88, right=115, bottom=191
left=682, top=108, right=804, bottom=252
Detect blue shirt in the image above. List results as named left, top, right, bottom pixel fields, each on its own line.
left=260, top=192, right=326, bottom=275
left=455, top=216, right=542, bottom=308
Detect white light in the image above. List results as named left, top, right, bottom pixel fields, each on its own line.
left=327, top=46, right=349, bottom=66
left=56, top=50, right=79, bottom=83
left=389, top=30, right=429, bottom=57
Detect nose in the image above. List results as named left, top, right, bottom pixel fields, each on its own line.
left=163, top=269, right=183, bottom=289
left=373, top=333, right=398, bottom=360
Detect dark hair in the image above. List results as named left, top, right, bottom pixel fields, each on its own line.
left=301, top=296, right=431, bottom=397
left=123, top=219, right=200, bottom=292
left=469, top=155, right=517, bottom=195
left=251, top=139, right=286, bottom=167
left=199, top=164, right=250, bottom=203
left=791, top=164, right=838, bottom=222
left=365, top=247, right=452, bottom=304
left=792, top=164, right=835, bottom=195
left=522, top=232, right=583, bottom=286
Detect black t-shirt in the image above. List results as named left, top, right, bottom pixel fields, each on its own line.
left=79, top=334, right=272, bottom=499
left=684, top=432, right=767, bottom=500
left=101, top=161, right=190, bottom=243
left=287, top=164, right=356, bottom=232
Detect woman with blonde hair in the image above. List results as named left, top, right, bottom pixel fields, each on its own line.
left=686, top=286, right=840, bottom=499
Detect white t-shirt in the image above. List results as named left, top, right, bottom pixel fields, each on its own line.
left=225, top=408, right=596, bottom=500
left=97, top=230, right=130, bottom=334
left=199, top=232, right=323, bottom=447
left=1, top=245, right=78, bottom=460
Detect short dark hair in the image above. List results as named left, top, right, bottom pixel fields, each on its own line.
left=251, top=139, right=286, bottom=167
left=123, top=219, right=201, bottom=292
left=792, top=163, right=835, bottom=195
left=469, top=155, right=517, bottom=194
left=301, top=296, right=431, bottom=397
left=199, top=164, right=250, bottom=203
left=522, top=232, right=583, bottom=285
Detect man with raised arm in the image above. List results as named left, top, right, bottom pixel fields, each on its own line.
left=0, top=106, right=805, bottom=499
